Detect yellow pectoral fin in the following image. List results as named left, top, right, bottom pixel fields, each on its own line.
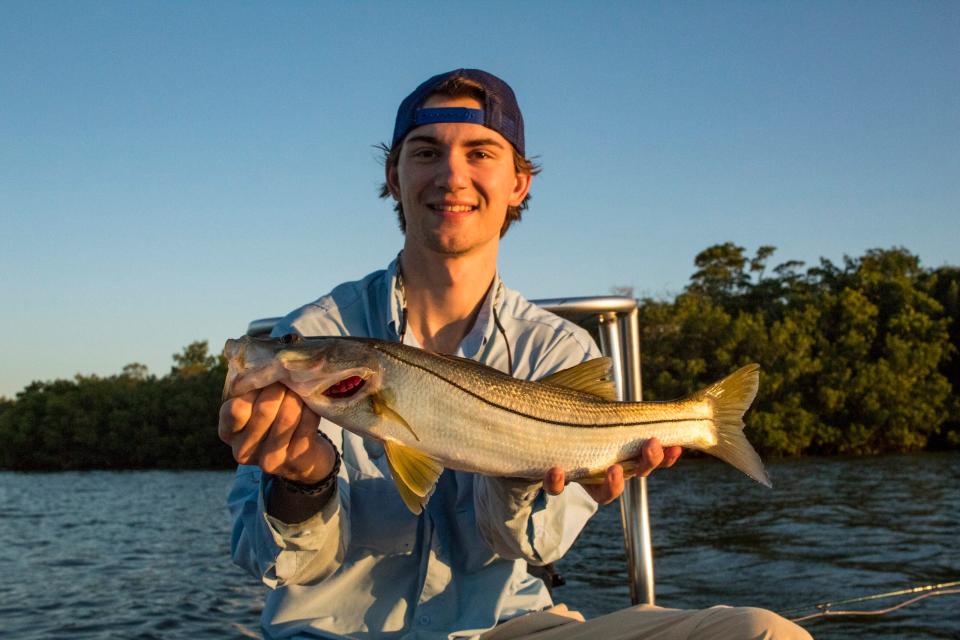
left=383, top=439, right=444, bottom=515
left=370, top=393, right=420, bottom=442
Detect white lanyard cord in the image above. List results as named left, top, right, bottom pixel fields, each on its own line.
left=395, top=256, right=514, bottom=376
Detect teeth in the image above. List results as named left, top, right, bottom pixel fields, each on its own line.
left=433, top=205, right=475, bottom=212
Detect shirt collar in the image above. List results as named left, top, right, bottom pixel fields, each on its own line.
left=385, top=256, right=405, bottom=341
left=460, top=276, right=500, bottom=358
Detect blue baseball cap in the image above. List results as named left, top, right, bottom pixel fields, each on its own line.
left=391, top=68, right=525, bottom=156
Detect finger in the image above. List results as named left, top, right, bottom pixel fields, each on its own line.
left=287, top=408, right=333, bottom=483
left=288, top=406, right=322, bottom=462
left=601, top=464, right=624, bottom=504
left=661, top=445, right=682, bottom=468
left=258, top=392, right=304, bottom=474
left=546, top=604, right=585, bottom=622
left=611, top=463, right=625, bottom=499
left=217, top=389, right=259, bottom=443
left=233, top=383, right=287, bottom=464
left=582, top=464, right=623, bottom=505
left=638, top=438, right=665, bottom=477
left=543, top=466, right=565, bottom=495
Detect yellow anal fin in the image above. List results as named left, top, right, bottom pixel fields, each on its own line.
left=393, top=474, right=426, bottom=515
left=577, top=460, right=643, bottom=484
left=540, top=357, right=616, bottom=400
left=384, top=439, right=443, bottom=515
left=370, top=392, right=420, bottom=442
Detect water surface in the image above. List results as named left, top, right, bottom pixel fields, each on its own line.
left=1, top=452, right=957, bottom=638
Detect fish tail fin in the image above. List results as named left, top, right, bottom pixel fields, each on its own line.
left=694, top=363, right=772, bottom=488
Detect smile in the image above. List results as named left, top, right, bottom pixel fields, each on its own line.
left=429, top=204, right=477, bottom=213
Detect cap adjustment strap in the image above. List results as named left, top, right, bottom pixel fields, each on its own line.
left=414, top=107, right=485, bottom=126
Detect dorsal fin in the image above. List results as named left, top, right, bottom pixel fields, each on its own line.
left=539, top=357, right=617, bottom=400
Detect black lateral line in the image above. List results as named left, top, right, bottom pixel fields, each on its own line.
left=375, top=345, right=705, bottom=429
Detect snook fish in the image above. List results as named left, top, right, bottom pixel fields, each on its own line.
left=223, top=335, right=771, bottom=514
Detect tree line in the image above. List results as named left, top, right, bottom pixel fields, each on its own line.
left=0, top=245, right=956, bottom=470
left=0, top=342, right=234, bottom=470
left=634, top=244, right=958, bottom=455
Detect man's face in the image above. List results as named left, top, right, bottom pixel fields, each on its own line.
left=387, top=95, right=531, bottom=258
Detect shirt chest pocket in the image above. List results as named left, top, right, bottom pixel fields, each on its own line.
left=344, top=435, right=420, bottom=555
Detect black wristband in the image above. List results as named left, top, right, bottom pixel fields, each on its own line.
left=275, top=429, right=341, bottom=497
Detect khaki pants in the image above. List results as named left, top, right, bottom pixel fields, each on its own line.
left=480, top=604, right=813, bottom=640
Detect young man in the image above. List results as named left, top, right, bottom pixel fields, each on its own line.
left=219, top=69, right=811, bottom=640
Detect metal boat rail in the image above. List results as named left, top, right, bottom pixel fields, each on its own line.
left=246, top=294, right=656, bottom=606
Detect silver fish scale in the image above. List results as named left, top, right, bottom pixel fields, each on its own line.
left=370, top=341, right=711, bottom=427
left=371, top=344, right=716, bottom=478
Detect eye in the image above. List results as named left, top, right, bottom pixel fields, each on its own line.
left=279, top=333, right=303, bottom=345
left=410, top=147, right=439, bottom=159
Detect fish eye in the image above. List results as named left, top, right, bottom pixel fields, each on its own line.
left=279, top=333, right=303, bottom=345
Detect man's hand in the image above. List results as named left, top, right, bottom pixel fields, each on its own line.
left=218, top=382, right=337, bottom=484
left=542, top=438, right=682, bottom=505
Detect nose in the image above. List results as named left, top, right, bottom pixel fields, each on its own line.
left=433, top=151, right=469, bottom=191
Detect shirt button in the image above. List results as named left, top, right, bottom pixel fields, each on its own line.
left=419, top=615, right=431, bottom=626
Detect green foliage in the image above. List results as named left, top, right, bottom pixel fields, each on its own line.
left=171, top=341, right=224, bottom=378
left=639, top=245, right=955, bottom=456
left=0, top=342, right=233, bottom=470
left=923, top=266, right=960, bottom=447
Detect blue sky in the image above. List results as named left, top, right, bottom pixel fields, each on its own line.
left=1, top=1, right=958, bottom=398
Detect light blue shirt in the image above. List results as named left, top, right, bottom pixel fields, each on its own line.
left=228, top=259, right=601, bottom=639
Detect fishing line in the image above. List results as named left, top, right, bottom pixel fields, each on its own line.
left=781, top=580, right=960, bottom=623
left=491, top=283, right=514, bottom=377
left=395, top=254, right=514, bottom=376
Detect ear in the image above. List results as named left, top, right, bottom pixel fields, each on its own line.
left=508, top=170, right=532, bottom=208
left=386, top=159, right=401, bottom=201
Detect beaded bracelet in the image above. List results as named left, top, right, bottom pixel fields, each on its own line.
left=275, top=429, right=341, bottom=497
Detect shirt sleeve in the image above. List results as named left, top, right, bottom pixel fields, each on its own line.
left=228, top=440, right=352, bottom=588
left=472, top=326, right=603, bottom=565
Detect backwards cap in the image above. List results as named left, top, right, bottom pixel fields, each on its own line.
left=391, top=68, right=525, bottom=156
